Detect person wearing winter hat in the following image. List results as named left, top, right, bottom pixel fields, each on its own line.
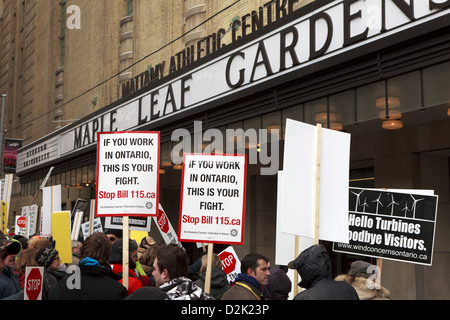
left=109, top=238, right=151, bottom=294
left=35, top=246, right=65, bottom=299
left=288, top=244, right=359, bottom=300
left=262, top=267, right=292, bottom=300
left=0, top=231, right=22, bottom=299
left=335, top=260, right=391, bottom=300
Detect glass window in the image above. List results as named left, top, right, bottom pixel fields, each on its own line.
left=329, top=90, right=355, bottom=128
left=244, top=117, right=260, bottom=150
left=356, top=81, right=385, bottom=123
left=423, top=61, right=450, bottom=108
left=282, top=105, right=303, bottom=139
left=387, top=71, right=421, bottom=114
left=262, top=111, right=281, bottom=142
left=304, top=98, right=327, bottom=126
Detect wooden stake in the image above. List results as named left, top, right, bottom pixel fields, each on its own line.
left=204, top=243, right=214, bottom=294
left=122, top=216, right=129, bottom=290
left=294, top=235, right=300, bottom=296
left=313, top=123, right=322, bottom=245
left=376, top=258, right=383, bottom=286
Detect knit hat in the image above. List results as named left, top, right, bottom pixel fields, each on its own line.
left=109, top=238, right=139, bottom=264
left=0, top=231, right=22, bottom=255
left=36, top=247, right=59, bottom=268
left=140, top=236, right=156, bottom=248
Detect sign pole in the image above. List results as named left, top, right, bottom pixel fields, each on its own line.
left=122, top=216, right=129, bottom=290
left=204, top=242, right=214, bottom=294
left=294, top=235, right=300, bottom=296
left=313, top=123, right=322, bottom=245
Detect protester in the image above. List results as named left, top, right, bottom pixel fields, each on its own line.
left=221, top=253, right=270, bottom=300
left=194, top=253, right=230, bottom=300
left=0, top=241, right=21, bottom=299
left=137, top=236, right=156, bottom=259
left=50, top=232, right=128, bottom=300
left=262, top=267, right=292, bottom=300
left=14, top=247, right=39, bottom=290
left=139, top=242, right=162, bottom=285
left=0, top=232, right=22, bottom=300
left=125, top=286, right=168, bottom=300
left=70, top=240, right=83, bottom=266
left=28, top=237, right=50, bottom=250
left=335, top=260, right=391, bottom=300
left=152, top=243, right=214, bottom=300
left=289, top=244, right=359, bottom=300
left=109, top=237, right=151, bottom=294
left=104, top=229, right=122, bottom=244
left=35, top=246, right=65, bottom=299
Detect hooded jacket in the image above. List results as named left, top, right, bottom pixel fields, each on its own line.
left=194, top=267, right=230, bottom=300
left=159, top=276, right=214, bottom=300
left=292, top=244, right=359, bottom=300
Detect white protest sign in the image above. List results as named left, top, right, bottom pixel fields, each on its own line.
left=96, top=131, right=160, bottom=216
left=218, top=246, right=241, bottom=283
left=281, top=119, right=350, bottom=243
left=81, top=217, right=103, bottom=240
left=15, top=215, right=26, bottom=236
left=178, top=154, right=247, bottom=245
left=26, top=205, right=38, bottom=238
left=41, top=185, right=61, bottom=237
left=275, top=171, right=313, bottom=266
left=154, top=203, right=183, bottom=248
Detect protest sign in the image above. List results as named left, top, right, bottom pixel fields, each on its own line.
left=95, top=131, right=160, bottom=217
left=24, top=267, right=44, bottom=300
left=51, top=211, right=73, bottom=264
left=105, top=215, right=151, bottom=232
left=15, top=215, right=26, bottom=236
left=178, top=154, right=247, bottom=245
left=81, top=217, right=102, bottom=240
left=218, top=246, right=241, bottom=283
left=333, top=188, right=438, bottom=266
left=281, top=119, right=350, bottom=243
left=154, top=203, right=183, bottom=248
left=41, top=185, right=61, bottom=237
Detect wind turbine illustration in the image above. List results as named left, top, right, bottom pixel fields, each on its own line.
left=387, top=194, right=400, bottom=215
left=361, top=198, right=369, bottom=213
left=372, top=193, right=383, bottom=214
left=351, top=189, right=364, bottom=212
left=410, top=194, right=424, bottom=218
left=401, top=202, right=411, bottom=217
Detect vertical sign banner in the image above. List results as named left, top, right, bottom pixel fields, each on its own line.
left=27, top=204, right=38, bottom=237
left=3, top=138, right=22, bottom=173
left=178, top=154, right=247, bottom=245
left=333, top=188, right=438, bottom=266
left=96, top=131, right=160, bottom=216
left=51, top=211, right=73, bottom=264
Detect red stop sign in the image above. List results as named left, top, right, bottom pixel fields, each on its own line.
left=17, top=216, right=26, bottom=228
left=26, top=268, right=43, bottom=300
left=156, top=208, right=169, bottom=234
left=219, top=251, right=236, bottom=275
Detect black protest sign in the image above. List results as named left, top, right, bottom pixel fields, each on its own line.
left=333, top=188, right=438, bottom=265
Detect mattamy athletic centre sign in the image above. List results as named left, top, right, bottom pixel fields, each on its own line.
left=16, top=1, right=450, bottom=174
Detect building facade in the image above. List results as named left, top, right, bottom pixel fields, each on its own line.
left=1, top=0, right=449, bottom=299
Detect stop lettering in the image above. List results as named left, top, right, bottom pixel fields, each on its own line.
left=157, top=208, right=169, bottom=234
left=26, top=268, right=42, bottom=300
left=219, top=251, right=236, bottom=275
left=17, top=216, right=26, bottom=228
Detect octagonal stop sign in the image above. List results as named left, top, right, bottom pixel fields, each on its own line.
left=25, top=267, right=44, bottom=300
left=219, top=251, right=236, bottom=275
left=17, top=216, right=26, bottom=229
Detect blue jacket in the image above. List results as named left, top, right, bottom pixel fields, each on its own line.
left=0, top=267, right=21, bottom=299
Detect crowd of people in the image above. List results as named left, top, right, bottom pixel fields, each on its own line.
left=0, top=229, right=391, bottom=300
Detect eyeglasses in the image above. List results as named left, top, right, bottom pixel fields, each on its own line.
left=54, top=256, right=61, bottom=261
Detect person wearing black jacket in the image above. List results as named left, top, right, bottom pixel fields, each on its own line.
left=50, top=232, right=128, bottom=300
left=289, top=244, right=359, bottom=300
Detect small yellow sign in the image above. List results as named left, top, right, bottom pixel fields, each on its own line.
left=51, top=211, right=73, bottom=264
